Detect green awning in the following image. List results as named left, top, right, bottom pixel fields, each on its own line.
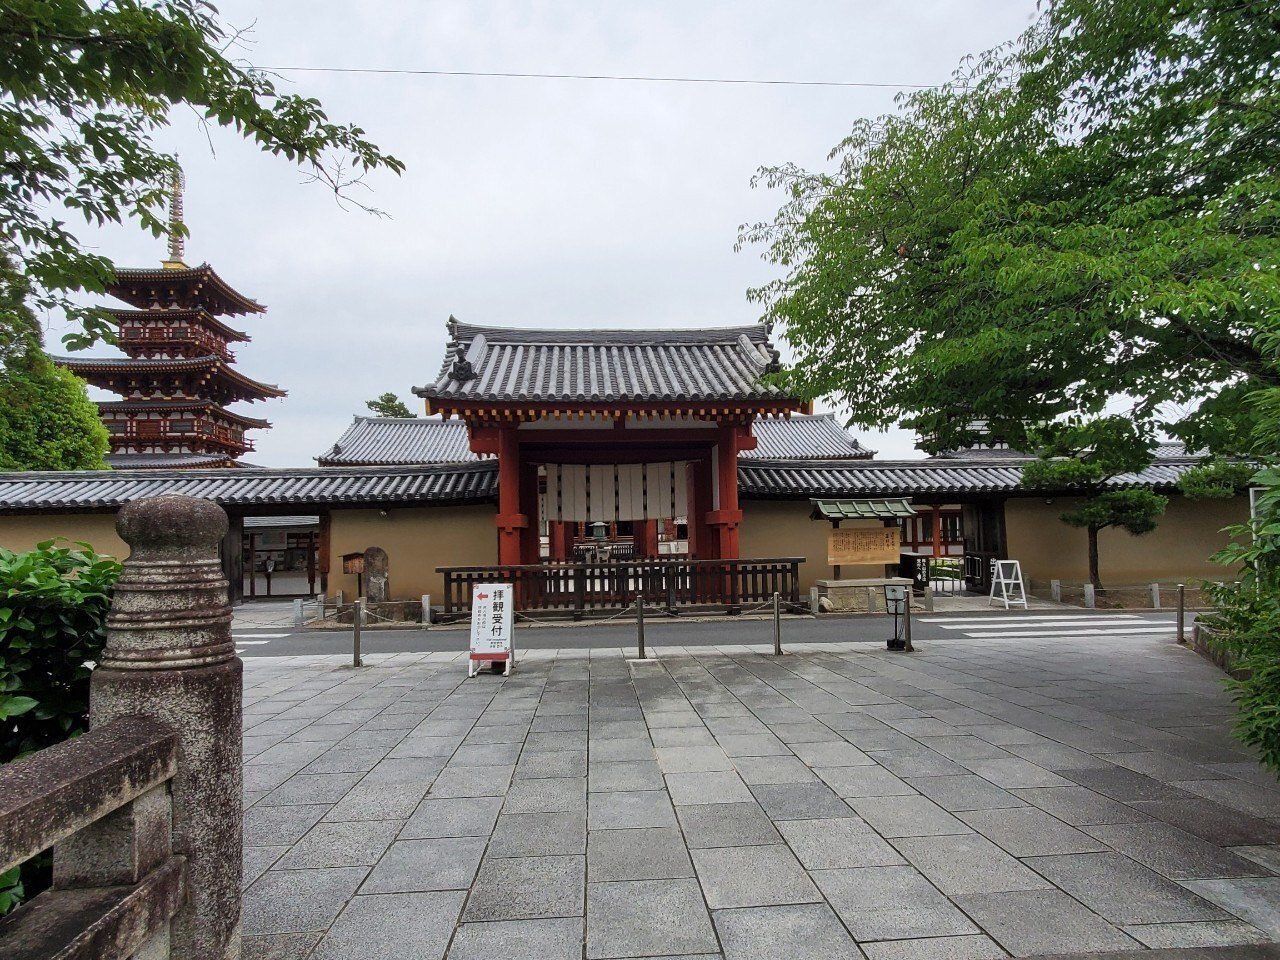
left=809, top=498, right=917, bottom=521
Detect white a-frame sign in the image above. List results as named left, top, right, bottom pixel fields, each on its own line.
left=989, top=560, right=1028, bottom=610
left=469, top=583, right=514, bottom=677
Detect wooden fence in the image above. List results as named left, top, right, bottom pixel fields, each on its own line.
left=438, top=557, right=804, bottom=619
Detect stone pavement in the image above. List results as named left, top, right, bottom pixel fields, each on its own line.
left=239, top=634, right=1280, bottom=960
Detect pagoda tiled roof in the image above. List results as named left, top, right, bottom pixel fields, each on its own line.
left=109, top=263, right=264, bottom=315
left=415, top=319, right=799, bottom=411
left=55, top=354, right=285, bottom=402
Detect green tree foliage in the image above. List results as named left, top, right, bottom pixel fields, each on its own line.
left=366, top=392, right=415, bottom=418
left=742, top=0, right=1280, bottom=464
left=1201, top=468, right=1280, bottom=775
left=1179, top=460, right=1258, bottom=501
left=0, top=355, right=110, bottom=471
left=0, top=257, right=109, bottom=470
left=0, top=539, right=122, bottom=911
left=1022, top=455, right=1167, bottom=591
left=1, top=1, right=403, bottom=348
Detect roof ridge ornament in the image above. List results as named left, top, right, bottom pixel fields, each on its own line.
left=764, top=345, right=782, bottom=375
left=451, top=358, right=477, bottom=382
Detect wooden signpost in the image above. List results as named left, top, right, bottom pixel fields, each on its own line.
left=469, top=582, right=514, bottom=677
left=828, top=527, right=901, bottom=566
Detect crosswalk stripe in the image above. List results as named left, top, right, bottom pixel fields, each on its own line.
left=232, top=632, right=290, bottom=639
left=956, top=627, right=1174, bottom=639
left=235, top=640, right=273, bottom=646
left=935, top=619, right=1160, bottom=631
left=916, top=619, right=1146, bottom=627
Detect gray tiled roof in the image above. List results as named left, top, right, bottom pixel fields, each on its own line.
left=810, top=498, right=916, bottom=520
left=738, top=457, right=1201, bottom=498
left=745, top=415, right=874, bottom=460
left=315, top=413, right=869, bottom=466
left=1154, top=442, right=1195, bottom=459
left=932, top=441, right=1200, bottom=461
left=243, top=515, right=319, bottom=528
left=0, top=462, right=498, bottom=511
left=316, top=417, right=480, bottom=466
left=415, top=319, right=791, bottom=405
left=105, top=453, right=249, bottom=470
left=928, top=445, right=1031, bottom=460
left=0, top=453, right=1206, bottom=512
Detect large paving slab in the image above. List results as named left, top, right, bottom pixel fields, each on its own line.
left=239, top=630, right=1280, bottom=959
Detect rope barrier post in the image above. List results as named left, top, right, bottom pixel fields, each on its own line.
left=772, top=591, right=782, bottom=656
left=1177, top=583, right=1186, bottom=644
left=352, top=598, right=364, bottom=668
left=904, top=591, right=914, bottom=652
left=636, top=596, right=646, bottom=660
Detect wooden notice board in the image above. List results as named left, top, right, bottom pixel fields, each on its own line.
left=828, top=527, right=901, bottom=565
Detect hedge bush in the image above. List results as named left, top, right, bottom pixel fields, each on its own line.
left=0, top=539, right=121, bottom=912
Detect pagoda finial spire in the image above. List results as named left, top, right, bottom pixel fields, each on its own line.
left=162, top=160, right=186, bottom=269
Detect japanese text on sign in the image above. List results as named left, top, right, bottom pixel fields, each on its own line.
left=828, top=527, right=901, bottom=565
left=470, top=583, right=513, bottom=657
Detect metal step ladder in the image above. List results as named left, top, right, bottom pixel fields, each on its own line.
left=989, top=559, right=1028, bottom=610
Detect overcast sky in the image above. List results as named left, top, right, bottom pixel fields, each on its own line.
left=54, top=0, right=1040, bottom=467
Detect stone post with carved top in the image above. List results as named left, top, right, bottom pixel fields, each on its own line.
left=88, top=494, right=243, bottom=960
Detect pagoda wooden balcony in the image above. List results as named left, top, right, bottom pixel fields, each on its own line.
left=112, top=419, right=254, bottom=454
left=437, top=556, right=803, bottom=620
left=120, top=325, right=234, bottom=361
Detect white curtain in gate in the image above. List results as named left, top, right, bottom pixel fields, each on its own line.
left=547, top=462, right=688, bottom=522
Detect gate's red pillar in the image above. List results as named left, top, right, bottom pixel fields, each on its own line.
left=931, top=504, right=942, bottom=558
left=707, top=427, right=743, bottom=560
left=495, top=425, right=526, bottom=565
left=549, top=521, right=569, bottom=561
left=519, top=461, right=541, bottom=565
left=689, top=459, right=714, bottom=560
left=635, top=519, right=659, bottom=558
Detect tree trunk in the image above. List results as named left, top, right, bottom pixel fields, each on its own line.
left=1087, top=524, right=1103, bottom=594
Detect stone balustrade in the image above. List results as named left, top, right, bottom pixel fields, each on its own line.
left=0, top=495, right=242, bottom=960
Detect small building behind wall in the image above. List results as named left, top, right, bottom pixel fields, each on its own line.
left=242, top=516, right=319, bottom=600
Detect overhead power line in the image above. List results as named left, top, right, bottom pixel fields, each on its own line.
left=262, top=65, right=944, bottom=90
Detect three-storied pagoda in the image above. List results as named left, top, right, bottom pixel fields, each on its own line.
left=57, top=171, right=284, bottom=469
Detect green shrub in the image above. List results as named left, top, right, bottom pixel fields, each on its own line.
left=1202, top=583, right=1280, bottom=774
left=0, top=539, right=121, bottom=912
left=1202, top=467, right=1280, bottom=777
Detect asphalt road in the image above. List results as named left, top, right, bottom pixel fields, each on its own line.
left=231, top=608, right=1186, bottom=657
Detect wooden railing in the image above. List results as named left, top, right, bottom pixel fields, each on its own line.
left=121, top=325, right=233, bottom=360
left=438, top=557, right=804, bottom=619
left=113, top=418, right=253, bottom=453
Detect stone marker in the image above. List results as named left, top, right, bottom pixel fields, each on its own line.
left=364, top=546, right=390, bottom=603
